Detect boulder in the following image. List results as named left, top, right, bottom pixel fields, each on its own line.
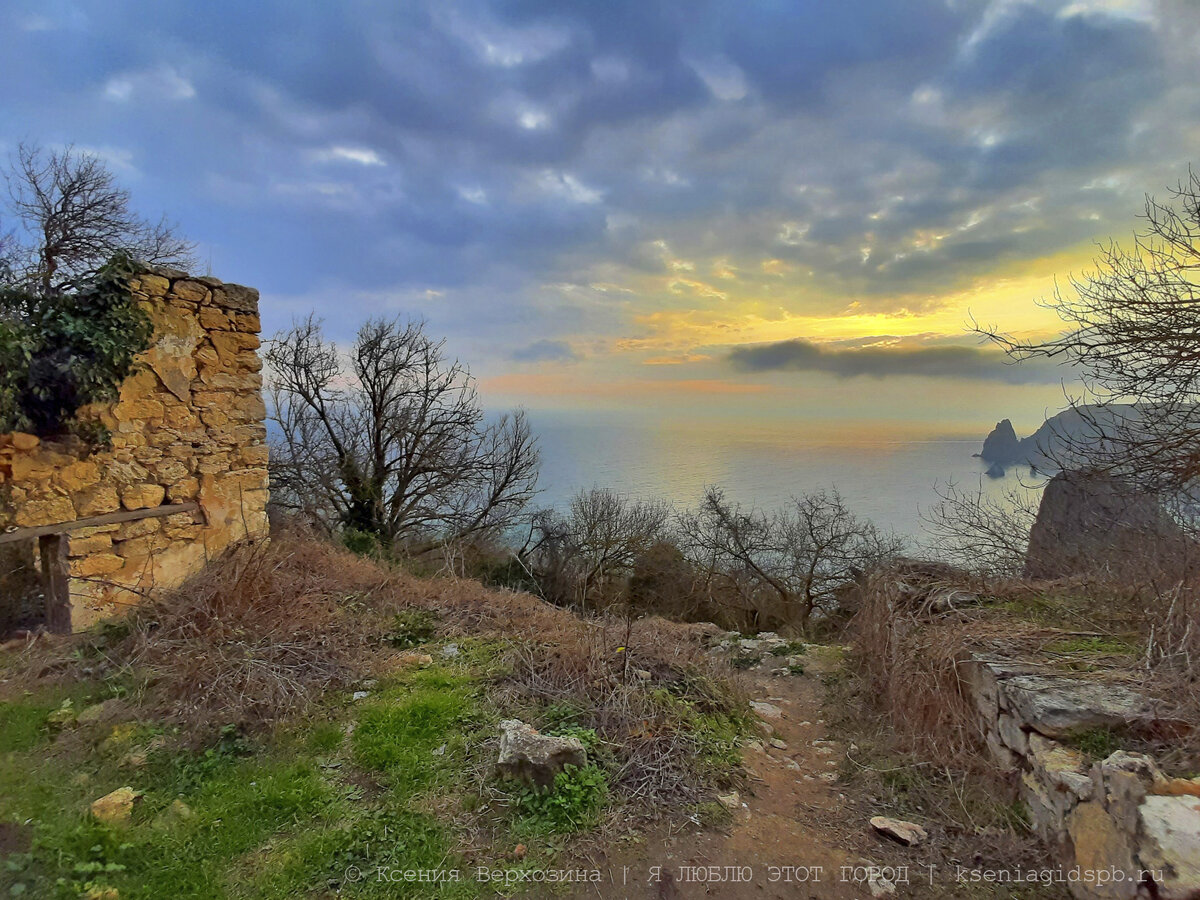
left=1024, top=470, right=1192, bottom=580
left=496, top=720, right=586, bottom=788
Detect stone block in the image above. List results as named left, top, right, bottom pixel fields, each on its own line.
left=71, top=554, right=125, bottom=578
left=1136, top=795, right=1200, bottom=899
left=15, top=495, right=76, bottom=527
left=68, top=533, right=113, bottom=557
left=74, top=486, right=121, bottom=517
left=121, top=483, right=166, bottom=511
left=1004, top=675, right=1150, bottom=738
left=1066, top=802, right=1139, bottom=899
left=170, top=280, right=210, bottom=303
left=998, top=712, right=1029, bottom=755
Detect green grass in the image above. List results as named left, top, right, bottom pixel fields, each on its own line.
left=0, top=656, right=497, bottom=900
left=1046, top=635, right=1137, bottom=656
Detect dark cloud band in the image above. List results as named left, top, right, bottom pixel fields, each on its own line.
left=727, top=338, right=1064, bottom=384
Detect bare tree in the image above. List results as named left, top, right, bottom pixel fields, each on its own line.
left=2, top=143, right=194, bottom=294
left=920, top=479, right=1041, bottom=576
left=680, top=486, right=903, bottom=633
left=521, top=488, right=671, bottom=610
left=980, top=168, right=1200, bottom=498
left=266, top=315, right=539, bottom=548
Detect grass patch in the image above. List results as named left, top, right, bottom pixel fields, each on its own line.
left=1068, top=727, right=1126, bottom=762
left=352, top=665, right=482, bottom=800
left=1047, top=635, right=1137, bottom=656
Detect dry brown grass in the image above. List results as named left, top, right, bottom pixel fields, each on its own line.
left=10, top=531, right=744, bottom=809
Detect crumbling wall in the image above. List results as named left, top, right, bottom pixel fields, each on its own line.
left=0, top=268, right=269, bottom=629
left=960, top=653, right=1200, bottom=900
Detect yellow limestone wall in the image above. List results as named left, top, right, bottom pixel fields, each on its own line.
left=0, top=268, right=269, bottom=628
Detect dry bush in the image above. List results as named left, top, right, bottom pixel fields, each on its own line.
left=22, top=531, right=743, bottom=809
left=851, top=564, right=1058, bottom=768
left=1143, top=582, right=1200, bottom=761
left=107, top=534, right=393, bottom=731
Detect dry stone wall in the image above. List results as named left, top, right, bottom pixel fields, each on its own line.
left=0, top=267, right=269, bottom=629
left=960, top=653, right=1200, bottom=900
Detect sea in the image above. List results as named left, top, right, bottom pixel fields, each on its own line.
left=527, top=411, right=1041, bottom=547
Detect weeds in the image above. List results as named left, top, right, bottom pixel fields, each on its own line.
left=509, top=764, right=609, bottom=835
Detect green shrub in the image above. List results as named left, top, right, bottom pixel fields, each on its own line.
left=0, top=253, right=153, bottom=437
left=340, top=527, right=381, bottom=557
left=510, top=764, right=608, bottom=834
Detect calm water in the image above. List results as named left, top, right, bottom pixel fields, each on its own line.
left=528, top=411, right=1039, bottom=544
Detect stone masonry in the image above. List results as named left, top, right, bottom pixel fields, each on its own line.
left=960, top=652, right=1200, bottom=900
left=0, top=267, right=269, bottom=629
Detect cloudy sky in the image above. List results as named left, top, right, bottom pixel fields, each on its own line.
left=4, top=0, right=1198, bottom=434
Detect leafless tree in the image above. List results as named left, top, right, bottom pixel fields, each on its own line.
left=979, top=168, right=1200, bottom=500
left=679, top=486, right=904, bottom=633
left=521, top=488, right=671, bottom=610
left=266, top=315, right=539, bottom=548
left=1, top=142, right=194, bottom=294
left=919, top=479, right=1041, bottom=576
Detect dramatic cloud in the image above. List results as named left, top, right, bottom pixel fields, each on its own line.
left=1, top=0, right=1196, bottom=402
left=511, top=339, right=580, bottom=363
left=728, top=338, right=1066, bottom=384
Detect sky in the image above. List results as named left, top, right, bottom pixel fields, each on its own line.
left=3, top=0, right=1199, bottom=437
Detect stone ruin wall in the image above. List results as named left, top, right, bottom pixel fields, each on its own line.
left=960, top=653, right=1199, bottom=900
left=0, top=268, right=269, bottom=629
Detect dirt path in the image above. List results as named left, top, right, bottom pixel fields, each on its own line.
left=562, top=650, right=909, bottom=900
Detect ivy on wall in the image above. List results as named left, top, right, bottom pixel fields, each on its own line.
left=0, top=253, right=153, bottom=438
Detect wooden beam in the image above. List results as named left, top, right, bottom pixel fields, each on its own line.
left=0, top=502, right=201, bottom=546
left=39, top=534, right=71, bottom=633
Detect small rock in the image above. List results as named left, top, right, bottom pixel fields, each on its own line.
left=440, top=644, right=460, bottom=659
left=496, top=720, right=586, bottom=788
left=433, top=743, right=446, bottom=756
left=818, top=772, right=838, bottom=783
left=90, top=787, right=142, bottom=826
left=769, top=738, right=788, bottom=750
left=750, top=701, right=783, bottom=719
left=385, top=650, right=434, bottom=669
left=717, top=790, right=741, bottom=809
left=746, top=740, right=765, bottom=753
left=785, top=760, right=802, bottom=771
left=118, top=751, right=148, bottom=768
left=46, top=701, right=77, bottom=731
left=870, top=815, right=929, bottom=846
left=352, top=691, right=370, bottom=701
left=633, top=669, right=652, bottom=680
left=868, top=870, right=897, bottom=897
